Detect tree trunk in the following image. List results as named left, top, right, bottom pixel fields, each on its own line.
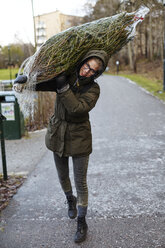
left=161, top=11, right=164, bottom=61
left=128, top=42, right=133, bottom=70
left=139, top=26, right=143, bottom=56
left=145, top=24, right=148, bottom=59
left=132, top=40, right=137, bottom=73
left=149, top=13, right=153, bottom=61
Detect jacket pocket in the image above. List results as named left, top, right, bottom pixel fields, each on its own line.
left=45, top=115, right=61, bottom=151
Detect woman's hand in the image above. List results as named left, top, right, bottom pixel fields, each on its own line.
left=13, top=75, right=27, bottom=93
left=56, top=74, right=69, bottom=93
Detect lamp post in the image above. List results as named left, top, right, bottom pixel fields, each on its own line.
left=0, top=113, right=7, bottom=180
left=163, top=0, right=165, bottom=91
left=8, top=45, right=12, bottom=83
left=31, top=0, right=37, bottom=50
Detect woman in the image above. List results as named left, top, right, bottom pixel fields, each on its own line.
left=14, top=50, right=109, bottom=243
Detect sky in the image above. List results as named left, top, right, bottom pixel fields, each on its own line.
left=0, top=0, right=96, bottom=46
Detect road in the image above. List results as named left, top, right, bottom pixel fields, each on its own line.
left=0, top=75, right=165, bottom=248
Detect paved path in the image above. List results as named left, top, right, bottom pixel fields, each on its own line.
left=0, top=129, right=47, bottom=175
left=0, top=75, right=165, bottom=248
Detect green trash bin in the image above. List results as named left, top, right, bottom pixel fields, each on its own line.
left=0, top=91, right=25, bottom=140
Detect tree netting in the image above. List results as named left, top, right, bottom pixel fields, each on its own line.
left=14, top=6, right=149, bottom=117
left=22, top=6, right=149, bottom=84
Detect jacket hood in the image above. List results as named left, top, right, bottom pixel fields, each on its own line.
left=77, top=50, right=109, bottom=79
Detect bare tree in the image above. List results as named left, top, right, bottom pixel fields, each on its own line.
left=82, top=0, right=120, bottom=23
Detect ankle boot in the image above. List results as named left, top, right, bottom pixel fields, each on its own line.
left=74, top=216, right=88, bottom=243
left=66, top=195, right=77, bottom=219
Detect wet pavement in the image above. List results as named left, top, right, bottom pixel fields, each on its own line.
left=0, top=75, right=165, bottom=248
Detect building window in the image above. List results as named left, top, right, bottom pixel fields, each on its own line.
left=36, top=20, right=46, bottom=48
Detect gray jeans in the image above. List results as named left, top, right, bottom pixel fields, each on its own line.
left=53, top=153, right=89, bottom=209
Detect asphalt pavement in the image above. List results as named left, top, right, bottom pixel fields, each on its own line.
left=0, top=75, right=165, bottom=248
left=0, top=129, right=47, bottom=176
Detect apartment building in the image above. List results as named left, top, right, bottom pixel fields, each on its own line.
left=34, top=11, right=82, bottom=49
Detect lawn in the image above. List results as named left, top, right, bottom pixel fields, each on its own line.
left=0, top=68, right=19, bottom=80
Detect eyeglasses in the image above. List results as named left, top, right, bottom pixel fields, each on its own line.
left=83, top=63, right=97, bottom=75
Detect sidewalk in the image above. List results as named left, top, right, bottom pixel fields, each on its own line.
left=0, top=129, right=47, bottom=176
left=0, top=149, right=165, bottom=248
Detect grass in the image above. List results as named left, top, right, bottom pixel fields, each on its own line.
left=108, top=73, right=165, bottom=102
left=0, top=68, right=19, bottom=80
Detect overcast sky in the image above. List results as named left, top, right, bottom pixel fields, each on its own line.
left=0, top=0, right=96, bottom=46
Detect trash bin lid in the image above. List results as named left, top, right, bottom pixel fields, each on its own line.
left=0, top=91, right=15, bottom=96
left=0, top=91, right=16, bottom=102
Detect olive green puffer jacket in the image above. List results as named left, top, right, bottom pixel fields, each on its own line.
left=45, top=50, right=109, bottom=157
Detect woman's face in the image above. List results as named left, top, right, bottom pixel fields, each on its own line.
left=79, top=59, right=100, bottom=78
